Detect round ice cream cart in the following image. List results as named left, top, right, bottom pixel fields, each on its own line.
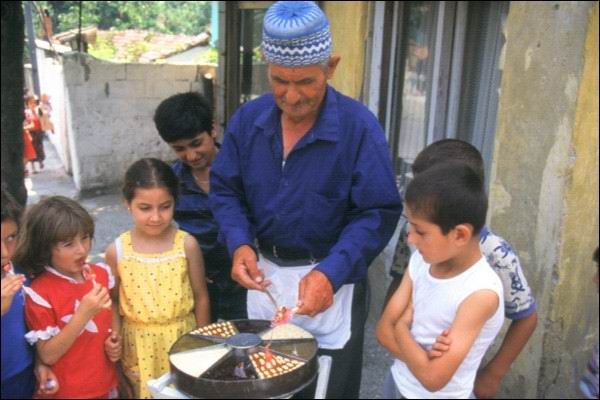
left=148, top=319, right=331, bottom=399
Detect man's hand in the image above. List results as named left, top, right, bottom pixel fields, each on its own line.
left=34, top=359, right=59, bottom=395
left=1, top=273, right=26, bottom=316
left=295, top=270, right=334, bottom=317
left=428, top=329, right=452, bottom=359
left=104, top=330, right=122, bottom=362
left=474, top=365, right=502, bottom=398
left=231, top=245, right=270, bottom=290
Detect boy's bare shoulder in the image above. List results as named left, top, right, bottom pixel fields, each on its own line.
left=458, top=289, right=500, bottom=322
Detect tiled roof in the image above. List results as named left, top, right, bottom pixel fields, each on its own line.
left=51, top=27, right=210, bottom=62
left=99, top=29, right=210, bottom=62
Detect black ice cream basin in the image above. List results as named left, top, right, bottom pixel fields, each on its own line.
left=168, top=319, right=319, bottom=398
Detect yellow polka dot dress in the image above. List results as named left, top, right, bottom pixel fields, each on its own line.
left=117, top=230, right=195, bottom=398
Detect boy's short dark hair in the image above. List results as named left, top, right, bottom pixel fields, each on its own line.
left=594, top=247, right=599, bottom=265
left=412, top=139, right=485, bottom=182
left=153, top=92, right=213, bottom=143
left=1, top=186, right=23, bottom=225
left=405, top=160, right=487, bottom=235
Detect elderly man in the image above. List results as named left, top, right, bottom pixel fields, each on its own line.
left=210, top=1, right=402, bottom=398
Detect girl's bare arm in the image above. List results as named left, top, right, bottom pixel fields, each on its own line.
left=184, top=235, right=210, bottom=327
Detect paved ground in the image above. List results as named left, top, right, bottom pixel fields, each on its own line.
left=26, top=138, right=130, bottom=263
left=27, top=139, right=393, bottom=398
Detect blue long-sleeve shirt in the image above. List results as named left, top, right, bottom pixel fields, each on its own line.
left=172, top=159, right=233, bottom=286
left=209, top=85, right=402, bottom=292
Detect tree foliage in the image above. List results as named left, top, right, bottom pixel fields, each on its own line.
left=36, top=1, right=211, bottom=35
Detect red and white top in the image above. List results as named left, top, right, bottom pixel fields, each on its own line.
left=24, top=263, right=117, bottom=399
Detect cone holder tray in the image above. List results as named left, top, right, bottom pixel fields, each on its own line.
left=168, top=319, right=318, bottom=398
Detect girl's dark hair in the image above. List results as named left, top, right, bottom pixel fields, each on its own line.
left=1, top=186, right=23, bottom=225
left=13, top=196, right=94, bottom=276
left=406, top=160, right=487, bottom=235
left=122, top=158, right=179, bottom=203
left=594, top=247, right=599, bottom=265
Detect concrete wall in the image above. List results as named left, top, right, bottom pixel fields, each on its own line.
left=36, top=48, right=72, bottom=173
left=324, top=1, right=369, bottom=100
left=488, top=2, right=598, bottom=398
left=60, top=53, right=215, bottom=193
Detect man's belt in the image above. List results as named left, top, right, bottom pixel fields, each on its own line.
left=258, top=242, right=325, bottom=267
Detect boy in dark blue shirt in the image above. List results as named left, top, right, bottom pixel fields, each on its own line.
left=1, top=187, right=59, bottom=398
left=153, top=92, right=246, bottom=321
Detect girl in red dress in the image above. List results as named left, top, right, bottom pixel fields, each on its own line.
left=23, top=95, right=45, bottom=172
left=14, top=196, right=121, bottom=398
left=22, top=129, right=37, bottom=176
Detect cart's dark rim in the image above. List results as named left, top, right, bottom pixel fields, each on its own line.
left=169, top=319, right=319, bottom=398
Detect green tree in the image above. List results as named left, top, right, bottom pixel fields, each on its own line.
left=36, top=1, right=211, bottom=35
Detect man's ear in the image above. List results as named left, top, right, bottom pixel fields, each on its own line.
left=453, top=224, right=474, bottom=246
left=326, top=55, right=341, bottom=80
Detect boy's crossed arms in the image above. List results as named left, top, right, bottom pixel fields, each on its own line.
left=377, top=271, right=499, bottom=392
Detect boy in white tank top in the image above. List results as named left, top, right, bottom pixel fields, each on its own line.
left=376, top=161, right=504, bottom=398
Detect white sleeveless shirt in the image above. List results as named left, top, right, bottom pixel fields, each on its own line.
left=391, top=251, right=504, bottom=399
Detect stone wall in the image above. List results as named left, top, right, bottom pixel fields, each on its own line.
left=55, top=53, right=214, bottom=193
left=35, top=48, right=72, bottom=173
left=324, top=1, right=369, bottom=100
left=488, top=2, right=599, bottom=398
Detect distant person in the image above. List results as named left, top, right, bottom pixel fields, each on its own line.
left=39, top=93, right=54, bottom=135
left=153, top=92, right=246, bottom=322
left=23, top=95, right=45, bottom=171
left=41, top=8, right=53, bottom=39
left=579, top=247, right=599, bottom=399
left=377, top=161, right=504, bottom=398
left=383, top=139, right=538, bottom=398
left=104, top=158, right=210, bottom=398
left=22, top=128, right=37, bottom=176
left=15, top=196, right=120, bottom=398
left=1, top=187, right=59, bottom=398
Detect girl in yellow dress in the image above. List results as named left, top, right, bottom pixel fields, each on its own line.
left=104, top=158, right=210, bottom=398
